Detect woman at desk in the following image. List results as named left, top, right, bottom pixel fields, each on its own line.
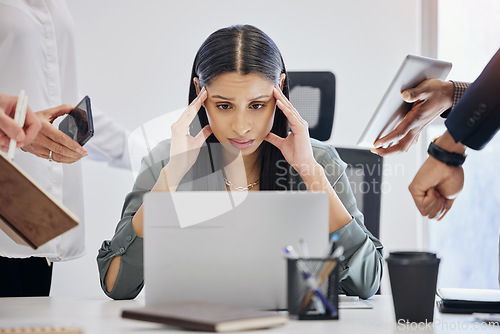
left=97, top=25, right=383, bottom=300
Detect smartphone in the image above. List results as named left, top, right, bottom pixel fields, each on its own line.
left=58, top=95, right=94, bottom=146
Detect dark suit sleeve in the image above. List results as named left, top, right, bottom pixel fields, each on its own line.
left=445, top=48, right=500, bottom=150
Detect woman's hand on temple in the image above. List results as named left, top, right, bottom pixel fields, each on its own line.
left=265, top=85, right=352, bottom=232
left=264, top=85, right=317, bottom=175
left=166, top=87, right=212, bottom=186
left=131, top=87, right=212, bottom=238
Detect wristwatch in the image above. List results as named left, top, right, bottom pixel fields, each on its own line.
left=427, top=139, right=466, bottom=167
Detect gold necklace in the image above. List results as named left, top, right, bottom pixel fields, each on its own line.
left=224, top=177, right=259, bottom=191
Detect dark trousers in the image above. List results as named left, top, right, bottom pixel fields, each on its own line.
left=0, top=256, right=53, bottom=297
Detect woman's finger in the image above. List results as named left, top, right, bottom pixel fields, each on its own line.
left=0, top=110, right=24, bottom=142
left=37, top=104, right=75, bottom=123
left=0, top=135, right=8, bottom=151
left=33, top=132, right=84, bottom=160
left=276, top=98, right=306, bottom=130
left=27, top=145, right=80, bottom=164
left=178, top=88, right=207, bottom=126
left=40, top=121, right=86, bottom=155
left=194, top=125, right=213, bottom=147
left=20, top=143, right=45, bottom=158
left=273, top=87, right=301, bottom=119
left=49, top=150, right=82, bottom=164
left=0, top=131, right=9, bottom=150
left=273, top=87, right=305, bottom=127
left=22, top=108, right=41, bottom=145
left=274, top=84, right=296, bottom=111
left=264, top=132, right=285, bottom=150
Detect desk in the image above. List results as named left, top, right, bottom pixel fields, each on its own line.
left=0, top=295, right=499, bottom=333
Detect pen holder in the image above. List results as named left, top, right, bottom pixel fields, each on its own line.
left=286, top=258, right=339, bottom=320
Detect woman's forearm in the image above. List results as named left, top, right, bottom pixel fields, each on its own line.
left=300, top=163, right=352, bottom=233
left=131, top=162, right=187, bottom=238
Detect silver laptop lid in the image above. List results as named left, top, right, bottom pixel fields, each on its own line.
left=144, top=191, right=329, bottom=309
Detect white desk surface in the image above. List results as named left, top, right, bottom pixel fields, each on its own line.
left=0, top=295, right=499, bottom=333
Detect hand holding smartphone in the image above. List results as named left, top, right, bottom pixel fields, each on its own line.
left=58, top=95, right=94, bottom=146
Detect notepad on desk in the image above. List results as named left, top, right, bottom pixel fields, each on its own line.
left=0, top=153, right=79, bottom=249
left=121, top=302, right=288, bottom=332
left=338, top=295, right=373, bottom=309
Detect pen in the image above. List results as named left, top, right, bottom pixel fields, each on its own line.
left=284, top=246, right=336, bottom=315
left=284, top=246, right=325, bottom=314
left=298, top=238, right=310, bottom=258
left=321, top=234, right=338, bottom=259
left=7, top=90, right=28, bottom=161
left=300, top=246, right=344, bottom=311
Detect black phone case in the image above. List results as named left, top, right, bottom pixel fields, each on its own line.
left=58, top=96, right=94, bottom=146
left=437, top=299, right=500, bottom=314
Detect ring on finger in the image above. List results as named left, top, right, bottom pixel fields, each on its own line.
left=48, top=150, right=54, bottom=162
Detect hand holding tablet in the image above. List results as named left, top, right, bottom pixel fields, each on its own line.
left=373, top=78, right=456, bottom=155
left=357, top=55, right=452, bottom=154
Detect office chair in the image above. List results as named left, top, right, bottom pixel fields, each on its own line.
left=289, top=72, right=382, bottom=295
left=288, top=71, right=381, bottom=238
left=334, top=148, right=383, bottom=296
left=288, top=71, right=335, bottom=141
left=335, top=148, right=383, bottom=240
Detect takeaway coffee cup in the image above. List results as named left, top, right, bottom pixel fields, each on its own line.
left=386, top=252, right=440, bottom=323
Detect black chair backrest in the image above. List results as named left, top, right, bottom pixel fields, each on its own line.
left=335, top=148, right=383, bottom=240
left=288, top=71, right=335, bottom=141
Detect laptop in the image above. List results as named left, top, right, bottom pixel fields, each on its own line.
left=357, top=54, right=452, bottom=148
left=143, top=191, right=329, bottom=310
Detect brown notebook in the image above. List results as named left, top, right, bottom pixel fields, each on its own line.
left=0, top=153, right=79, bottom=249
left=121, top=302, right=289, bottom=332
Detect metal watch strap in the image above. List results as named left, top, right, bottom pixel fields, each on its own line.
left=427, top=141, right=466, bottom=167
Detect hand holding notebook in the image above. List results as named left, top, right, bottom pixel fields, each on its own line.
left=0, top=153, right=79, bottom=249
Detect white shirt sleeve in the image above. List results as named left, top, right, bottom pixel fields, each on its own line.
left=84, top=105, right=132, bottom=170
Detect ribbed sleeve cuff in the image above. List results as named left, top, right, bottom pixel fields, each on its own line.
left=441, top=81, right=471, bottom=118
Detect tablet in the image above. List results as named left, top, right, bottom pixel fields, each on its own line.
left=357, top=54, right=452, bottom=148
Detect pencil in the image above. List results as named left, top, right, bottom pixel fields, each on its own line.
left=300, top=245, right=344, bottom=312
left=300, top=259, right=338, bottom=311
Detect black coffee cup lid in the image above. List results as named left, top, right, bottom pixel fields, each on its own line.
left=386, top=251, right=440, bottom=265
